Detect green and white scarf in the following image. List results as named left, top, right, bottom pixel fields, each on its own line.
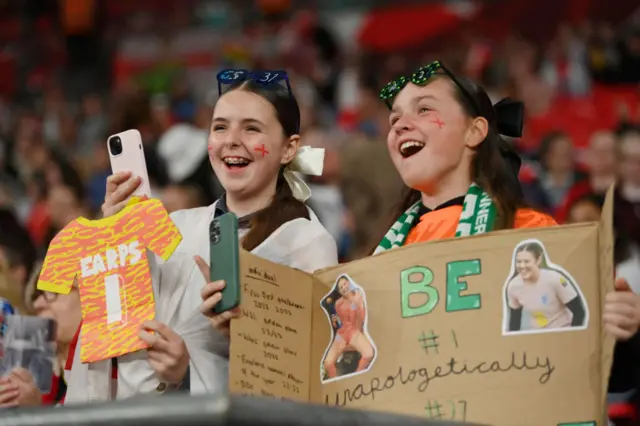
left=373, top=183, right=496, bottom=254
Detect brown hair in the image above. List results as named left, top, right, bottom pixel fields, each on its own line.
left=516, top=242, right=544, bottom=260
left=218, top=80, right=310, bottom=251
left=374, top=75, right=525, bottom=253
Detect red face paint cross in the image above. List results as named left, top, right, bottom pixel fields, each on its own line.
left=430, top=118, right=445, bottom=129
left=254, top=144, right=269, bottom=157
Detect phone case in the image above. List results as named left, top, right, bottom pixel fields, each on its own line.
left=210, top=213, right=241, bottom=313
left=107, top=129, right=152, bottom=198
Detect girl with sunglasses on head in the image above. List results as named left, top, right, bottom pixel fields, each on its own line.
left=71, top=70, right=338, bottom=403
left=375, top=61, right=640, bottom=340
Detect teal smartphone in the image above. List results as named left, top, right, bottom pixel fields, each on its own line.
left=209, top=212, right=241, bottom=314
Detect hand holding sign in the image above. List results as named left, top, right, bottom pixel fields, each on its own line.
left=603, top=277, right=640, bottom=341
left=38, top=197, right=182, bottom=364
left=139, top=320, right=189, bottom=385
left=194, top=256, right=241, bottom=337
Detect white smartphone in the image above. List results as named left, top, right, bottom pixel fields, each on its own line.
left=107, top=129, right=151, bottom=199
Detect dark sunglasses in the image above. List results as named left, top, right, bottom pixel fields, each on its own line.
left=378, top=60, right=480, bottom=115
left=216, top=68, right=299, bottom=133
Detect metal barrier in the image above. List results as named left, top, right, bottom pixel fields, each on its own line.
left=0, top=394, right=487, bottom=426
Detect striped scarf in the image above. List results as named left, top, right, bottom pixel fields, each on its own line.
left=374, top=183, right=496, bottom=254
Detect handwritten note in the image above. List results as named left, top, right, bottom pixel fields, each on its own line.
left=229, top=253, right=314, bottom=402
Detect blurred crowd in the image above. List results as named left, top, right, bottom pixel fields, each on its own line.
left=0, top=0, right=638, bottom=314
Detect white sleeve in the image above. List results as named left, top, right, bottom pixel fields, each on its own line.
left=289, top=229, right=339, bottom=273
left=251, top=214, right=339, bottom=273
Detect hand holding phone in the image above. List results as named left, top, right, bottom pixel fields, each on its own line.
left=208, top=213, right=241, bottom=314
left=195, top=257, right=241, bottom=337
left=102, top=129, right=152, bottom=217
left=107, top=129, right=151, bottom=199
left=102, top=172, right=141, bottom=217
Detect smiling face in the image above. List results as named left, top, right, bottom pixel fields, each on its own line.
left=387, top=77, right=485, bottom=194
left=515, top=250, right=541, bottom=281
left=337, top=277, right=350, bottom=296
left=208, top=89, right=299, bottom=200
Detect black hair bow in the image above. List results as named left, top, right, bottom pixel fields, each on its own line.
left=493, top=98, right=525, bottom=180
left=493, top=98, right=524, bottom=138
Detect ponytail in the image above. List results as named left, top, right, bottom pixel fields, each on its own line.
left=472, top=128, right=523, bottom=230
left=241, top=169, right=310, bottom=251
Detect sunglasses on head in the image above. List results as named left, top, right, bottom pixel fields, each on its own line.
left=217, top=69, right=292, bottom=95
left=216, top=68, right=299, bottom=133
left=378, top=60, right=480, bottom=115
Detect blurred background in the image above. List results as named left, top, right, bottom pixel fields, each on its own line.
left=0, top=0, right=639, bottom=293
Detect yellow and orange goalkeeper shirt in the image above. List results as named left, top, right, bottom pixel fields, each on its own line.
left=37, top=197, right=182, bottom=363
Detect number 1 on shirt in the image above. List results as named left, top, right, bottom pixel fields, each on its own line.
left=105, top=274, right=126, bottom=325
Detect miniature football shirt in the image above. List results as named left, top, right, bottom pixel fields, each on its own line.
left=37, top=197, right=182, bottom=363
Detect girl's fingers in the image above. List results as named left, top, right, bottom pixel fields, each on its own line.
left=105, top=172, right=132, bottom=195
left=200, top=293, right=223, bottom=314
left=201, top=281, right=225, bottom=300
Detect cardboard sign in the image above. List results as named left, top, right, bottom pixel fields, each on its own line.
left=37, top=198, right=182, bottom=363
left=229, top=190, right=615, bottom=426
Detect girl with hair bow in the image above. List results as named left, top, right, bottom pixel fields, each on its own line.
left=375, top=60, right=640, bottom=340
left=69, top=69, right=338, bottom=403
